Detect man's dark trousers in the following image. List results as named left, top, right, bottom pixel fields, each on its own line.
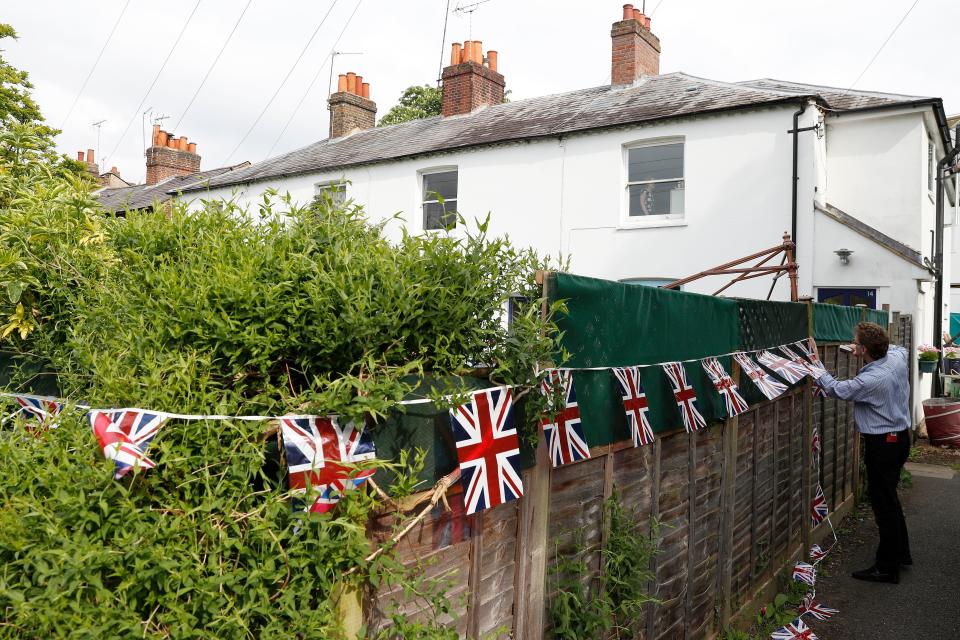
left=863, top=429, right=911, bottom=572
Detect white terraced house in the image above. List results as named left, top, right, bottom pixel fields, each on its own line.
left=121, top=5, right=957, bottom=421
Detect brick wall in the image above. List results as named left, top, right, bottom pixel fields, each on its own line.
left=441, top=62, right=505, bottom=117
left=328, top=91, right=377, bottom=139
left=611, top=19, right=661, bottom=85
left=145, top=146, right=201, bottom=185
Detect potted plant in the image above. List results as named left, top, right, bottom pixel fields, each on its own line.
left=945, top=346, right=960, bottom=374
left=918, top=344, right=940, bottom=374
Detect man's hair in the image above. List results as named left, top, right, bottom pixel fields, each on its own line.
left=855, top=321, right=889, bottom=360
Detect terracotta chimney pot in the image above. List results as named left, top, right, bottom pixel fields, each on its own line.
left=151, top=123, right=161, bottom=146
left=86, top=149, right=95, bottom=163
left=167, top=137, right=177, bottom=149
left=354, top=75, right=363, bottom=94
left=487, top=50, right=498, bottom=72
left=460, top=41, right=470, bottom=63
left=157, top=130, right=168, bottom=147
left=77, top=151, right=85, bottom=161
left=451, top=42, right=462, bottom=65
left=346, top=72, right=357, bottom=94
left=644, top=16, right=651, bottom=28
left=188, top=142, right=197, bottom=153
left=337, top=74, right=348, bottom=92
left=178, top=136, right=189, bottom=151
left=361, top=82, right=370, bottom=99
left=110, top=166, right=118, bottom=174
left=622, top=4, right=634, bottom=20
left=473, top=41, right=483, bottom=64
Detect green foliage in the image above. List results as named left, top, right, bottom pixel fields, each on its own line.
left=377, top=85, right=442, bottom=127
left=547, top=492, right=658, bottom=639
left=722, top=569, right=808, bottom=639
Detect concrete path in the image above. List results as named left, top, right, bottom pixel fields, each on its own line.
left=808, top=462, right=960, bottom=639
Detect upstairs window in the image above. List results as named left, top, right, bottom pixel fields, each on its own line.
left=422, top=169, right=458, bottom=230
left=928, top=140, right=936, bottom=194
left=626, top=141, right=684, bottom=219
left=314, top=180, right=346, bottom=208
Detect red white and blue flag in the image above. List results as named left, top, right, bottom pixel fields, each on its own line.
left=15, top=396, right=63, bottom=429
left=757, top=350, right=808, bottom=385
left=280, top=416, right=376, bottom=514
left=450, top=386, right=523, bottom=515
left=89, top=409, right=169, bottom=479
left=799, top=594, right=838, bottom=621
left=734, top=353, right=787, bottom=401
left=771, top=618, right=818, bottom=640
left=811, top=484, right=829, bottom=526
left=662, top=362, right=707, bottom=433
left=539, top=370, right=590, bottom=467
left=795, top=339, right=829, bottom=377
left=792, top=562, right=817, bottom=587
left=701, top=357, right=749, bottom=418
left=809, top=543, right=828, bottom=563
left=780, top=346, right=818, bottom=377
left=812, top=426, right=822, bottom=457
left=612, top=366, right=655, bottom=447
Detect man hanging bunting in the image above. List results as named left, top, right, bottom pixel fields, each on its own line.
left=795, top=338, right=829, bottom=376
left=449, top=386, right=523, bottom=515
left=15, top=396, right=63, bottom=429
left=539, top=370, right=590, bottom=467
left=757, top=350, right=809, bottom=385
left=771, top=618, right=818, bottom=640
left=780, top=345, right=819, bottom=376
left=89, top=409, right=169, bottom=479
left=701, top=357, right=749, bottom=417
left=734, top=353, right=788, bottom=400
left=279, top=416, right=376, bottom=514
left=662, top=362, right=707, bottom=433
left=792, top=561, right=817, bottom=586
left=798, top=594, right=838, bottom=621
left=811, top=484, right=829, bottom=526
left=612, top=366, right=655, bottom=447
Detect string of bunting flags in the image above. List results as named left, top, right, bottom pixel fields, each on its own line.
left=1, top=338, right=833, bottom=523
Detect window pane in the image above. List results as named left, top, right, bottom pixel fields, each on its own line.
left=317, top=183, right=346, bottom=206
left=423, top=200, right=457, bottom=230
left=423, top=171, right=458, bottom=201
left=628, top=143, right=683, bottom=182
left=628, top=181, right=684, bottom=217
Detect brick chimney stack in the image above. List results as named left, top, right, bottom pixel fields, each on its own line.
left=77, top=149, right=99, bottom=176
left=328, top=72, right=376, bottom=139
left=145, top=125, right=201, bottom=185
left=441, top=40, right=504, bottom=117
left=611, top=3, right=661, bottom=85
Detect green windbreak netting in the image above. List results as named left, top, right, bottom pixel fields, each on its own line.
left=550, top=273, right=739, bottom=441
left=813, top=303, right=865, bottom=341
left=737, top=299, right=809, bottom=351
left=866, top=308, right=890, bottom=328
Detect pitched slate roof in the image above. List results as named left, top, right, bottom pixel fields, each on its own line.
left=95, top=163, right=250, bottom=213
left=736, top=78, right=937, bottom=112
left=181, top=71, right=944, bottom=194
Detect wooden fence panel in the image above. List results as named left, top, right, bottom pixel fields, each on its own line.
left=688, top=427, right=724, bottom=638
left=731, top=410, right=756, bottom=607
left=652, top=432, right=692, bottom=639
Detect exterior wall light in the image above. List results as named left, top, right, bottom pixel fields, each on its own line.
left=834, top=248, right=853, bottom=265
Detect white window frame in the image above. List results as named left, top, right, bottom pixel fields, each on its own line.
left=314, top=179, right=347, bottom=207
left=620, top=137, right=686, bottom=229
left=928, top=138, right=936, bottom=196
left=419, top=166, right=459, bottom=231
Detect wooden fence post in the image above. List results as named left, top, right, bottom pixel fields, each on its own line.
left=644, top=438, right=663, bottom=640
left=717, top=364, right=740, bottom=627
left=801, top=301, right=814, bottom=557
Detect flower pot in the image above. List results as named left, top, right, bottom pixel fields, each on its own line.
left=919, top=359, right=938, bottom=374
left=946, top=358, right=960, bottom=375
left=922, top=398, right=960, bottom=448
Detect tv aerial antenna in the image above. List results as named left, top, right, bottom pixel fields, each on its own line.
left=91, top=119, right=106, bottom=166
left=454, top=0, right=492, bottom=40
left=327, top=51, right=363, bottom=98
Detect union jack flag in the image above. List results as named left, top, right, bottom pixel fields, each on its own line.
left=15, top=396, right=63, bottom=429
left=811, top=427, right=822, bottom=457
left=733, top=353, right=787, bottom=400
left=757, top=350, right=808, bottom=385
left=771, top=618, right=818, bottom=640
left=701, top=357, right=749, bottom=418
left=611, top=366, right=655, bottom=447
left=539, top=370, right=590, bottom=467
left=798, top=594, right=838, bottom=621
left=450, top=386, right=523, bottom=515
left=662, top=362, right=707, bottom=433
left=809, top=543, right=828, bottom=563
left=89, top=409, right=168, bottom=479
left=795, top=339, right=829, bottom=377
left=779, top=346, right=818, bottom=377
left=792, top=562, right=817, bottom=587
left=811, top=484, right=829, bottom=526
left=280, top=416, right=376, bottom=514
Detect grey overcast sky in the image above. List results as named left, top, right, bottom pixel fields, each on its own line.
left=4, top=0, right=958, bottom=183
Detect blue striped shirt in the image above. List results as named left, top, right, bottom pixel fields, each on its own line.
left=815, top=345, right=911, bottom=435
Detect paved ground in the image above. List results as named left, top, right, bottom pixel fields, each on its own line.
left=808, top=462, right=960, bottom=639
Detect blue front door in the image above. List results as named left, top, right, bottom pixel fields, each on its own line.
left=817, top=288, right=877, bottom=309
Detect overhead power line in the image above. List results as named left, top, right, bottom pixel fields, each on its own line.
left=844, top=0, right=920, bottom=93
left=104, top=0, right=203, bottom=166
left=264, top=0, right=364, bottom=159
left=60, top=0, right=132, bottom=129
left=223, top=0, right=340, bottom=165
left=174, top=0, right=254, bottom=132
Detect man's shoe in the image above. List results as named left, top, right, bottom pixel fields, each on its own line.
left=851, top=565, right=899, bottom=584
